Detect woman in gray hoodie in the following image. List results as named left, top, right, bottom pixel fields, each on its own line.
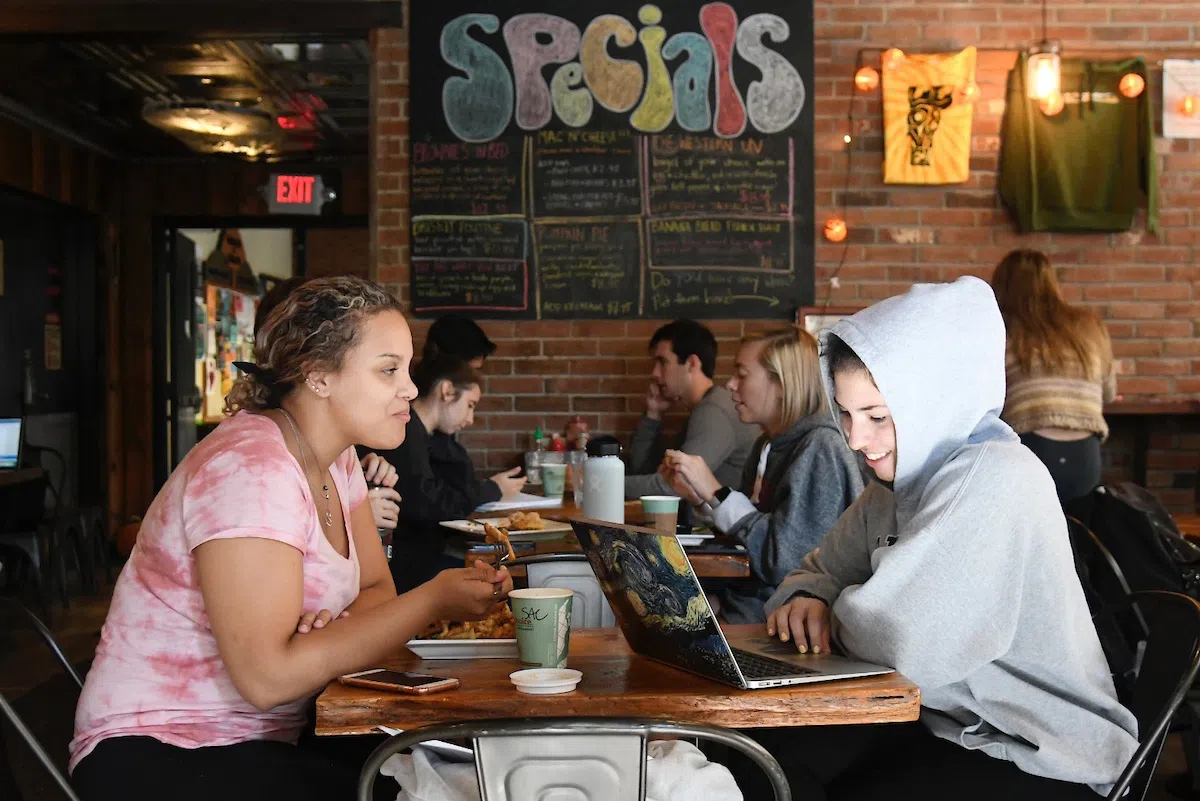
left=755, top=277, right=1136, bottom=798
left=663, top=326, right=863, bottom=624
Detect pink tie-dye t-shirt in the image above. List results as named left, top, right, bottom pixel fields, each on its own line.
left=70, top=411, right=367, bottom=771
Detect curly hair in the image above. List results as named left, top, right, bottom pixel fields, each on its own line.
left=225, top=276, right=402, bottom=414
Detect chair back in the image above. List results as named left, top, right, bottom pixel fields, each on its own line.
left=1097, top=591, right=1200, bottom=801
left=0, top=599, right=83, bottom=800
left=357, top=717, right=790, bottom=801
left=507, top=554, right=615, bottom=629
left=0, top=598, right=83, bottom=690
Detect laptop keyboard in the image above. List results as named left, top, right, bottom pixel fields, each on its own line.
left=731, top=647, right=819, bottom=680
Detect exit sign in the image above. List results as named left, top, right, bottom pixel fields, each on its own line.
left=266, top=173, right=333, bottom=215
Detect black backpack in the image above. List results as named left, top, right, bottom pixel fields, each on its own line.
left=1065, top=483, right=1200, bottom=600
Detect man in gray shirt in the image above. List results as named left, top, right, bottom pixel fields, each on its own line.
left=624, top=320, right=759, bottom=499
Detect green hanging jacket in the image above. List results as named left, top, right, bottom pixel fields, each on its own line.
left=1000, top=54, right=1158, bottom=233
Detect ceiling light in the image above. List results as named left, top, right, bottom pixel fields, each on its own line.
left=142, top=100, right=273, bottom=137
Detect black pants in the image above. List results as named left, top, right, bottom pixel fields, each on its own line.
left=1020, top=432, right=1102, bottom=504
left=72, top=733, right=393, bottom=801
left=726, top=722, right=1100, bottom=801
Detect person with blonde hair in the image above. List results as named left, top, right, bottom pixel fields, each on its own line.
left=991, top=249, right=1116, bottom=502
left=70, top=276, right=512, bottom=801
left=663, top=326, right=863, bottom=623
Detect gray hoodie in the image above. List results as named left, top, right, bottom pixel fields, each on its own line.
left=765, top=277, right=1138, bottom=793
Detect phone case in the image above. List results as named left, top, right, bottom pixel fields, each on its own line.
left=339, top=675, right=461, bottom=695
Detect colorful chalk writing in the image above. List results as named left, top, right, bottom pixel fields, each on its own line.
left=421, top=2, right=808, bottom=138
left=408, top=2, right=816, bottom=319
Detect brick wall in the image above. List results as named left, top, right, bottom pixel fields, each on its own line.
left=371, top=3, right=1200, bottom=511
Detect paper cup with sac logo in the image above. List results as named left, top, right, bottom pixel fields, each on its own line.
left=509, top=588, right=574, bottom=669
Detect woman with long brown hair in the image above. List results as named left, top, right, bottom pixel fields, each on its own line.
left=70, top=277, right=511, bottom=801
left=991, top=249, right=1116, bottom=502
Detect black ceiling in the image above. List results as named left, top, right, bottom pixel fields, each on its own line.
left=0, top=37, right=372, bottom=162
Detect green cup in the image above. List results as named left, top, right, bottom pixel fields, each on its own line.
left=541, top=462, right=567, bottom=498
left=640, top=495, right=681, bottom=534
left=510, top=588, right=574, bottom=668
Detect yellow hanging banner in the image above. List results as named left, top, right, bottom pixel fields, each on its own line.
left=883, top=46, right=977, bottom=185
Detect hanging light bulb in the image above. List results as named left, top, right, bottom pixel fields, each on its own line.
left=854, top=66, right=880, bottom=92
left=1025, top=0, right=1061, bottom=100
left=824, top=219, right=848, bottom=243
left=843, top=133, right=852, bottom=145
left=1027, top=45, right=1062, bottom=99
left=1039, top=92, right=1065, bottom=116
left=883, top=48, right=905, bottom=71
left=1180, top=95, right=1199, bottom=118
left=1119, top=73, right=1146, bottom=98
left=958, top=81, right=981, bottom=103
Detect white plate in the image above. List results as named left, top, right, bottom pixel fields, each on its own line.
left=406, top=638, right=518, bottom=660
left=439, top=517, right=575, bottom=537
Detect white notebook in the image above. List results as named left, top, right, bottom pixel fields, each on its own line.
left=474, top=493, right=565, bottom=513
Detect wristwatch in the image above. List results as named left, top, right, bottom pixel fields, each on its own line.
left=709, top=486, right=734, bottom=510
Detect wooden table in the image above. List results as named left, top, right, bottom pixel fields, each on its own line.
left=466, top=498, right=751, bottom=579
left=1105, top=400, right=1200, bottom=487
left=1176, top=513, right=1200, bottom=541
left=0, top=467, right=44, bottom=489
left=315, top=625, right=920, bottom=736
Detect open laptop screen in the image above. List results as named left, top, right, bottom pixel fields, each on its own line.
left=0, top=418, right=22, bottom=469
left=571, top=519, right=744, bottom=687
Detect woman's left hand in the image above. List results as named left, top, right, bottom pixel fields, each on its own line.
left=360, top=453, right=399, bottom=488
left=664, top=450, right=721, bottom=503
left=296, top=608, right=349, bottom=634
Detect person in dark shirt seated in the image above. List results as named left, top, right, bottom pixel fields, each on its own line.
left=364, top=355, right=525, bottom=592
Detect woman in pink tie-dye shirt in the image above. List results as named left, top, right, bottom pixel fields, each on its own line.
left=70, top=277, right=512, bottom=801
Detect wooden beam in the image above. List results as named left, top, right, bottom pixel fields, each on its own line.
left=0, top=1, right=404, bottom=37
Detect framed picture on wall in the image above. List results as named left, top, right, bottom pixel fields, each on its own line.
left=796, top=306, right=863, bottom=337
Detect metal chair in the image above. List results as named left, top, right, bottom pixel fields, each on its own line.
left=1095, top=591, right=1200, bottom=801
left=506, top=553, right=615, bottom=629
left=357, top=717, right=791, bottom=801
left=0, top=598, right=84, bottom=801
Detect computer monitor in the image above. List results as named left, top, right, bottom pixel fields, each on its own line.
left=0, top=417, right=23, bottom=469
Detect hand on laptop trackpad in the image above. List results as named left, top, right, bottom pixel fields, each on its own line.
left=743, top=636, right=827, bottom=658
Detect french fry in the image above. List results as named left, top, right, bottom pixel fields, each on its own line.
left=483, top=523, right=516, bottom=562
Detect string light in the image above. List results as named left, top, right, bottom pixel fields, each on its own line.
left=1039, top=92, right=1065, bottom=116
left=958, top=81, right=980, bottom=103
left=1180, top=95, right=1198, bottom=118
left=854, top=66, right=879, bottom=92
left=843, top=133, right=853, bottom=145
left=824, top=218, right=848, bottom=243
left=883, top=48, right=905, bottom=71
left=1119, top=73, right=1146, bottom=98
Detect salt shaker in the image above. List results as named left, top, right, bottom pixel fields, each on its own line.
left=582, top=435, right=625, bottom=524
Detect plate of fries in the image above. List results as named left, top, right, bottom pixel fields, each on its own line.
left=407, top=603, right=519, bottom=660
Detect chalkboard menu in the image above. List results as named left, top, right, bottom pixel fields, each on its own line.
left=410, top=1, right=814, bottom=319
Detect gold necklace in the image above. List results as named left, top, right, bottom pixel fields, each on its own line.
left=279, top=408, right=333, bottom=528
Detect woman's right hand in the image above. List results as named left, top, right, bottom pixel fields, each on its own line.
left=661, top=462, right=702, bottom=506
left=490, top=466, right=527, bottom=500
left=428, top=562, right=513, bottom=621
left=766, top=596, right=831, bottom=655
left=368, top=486, right=402, bottom=530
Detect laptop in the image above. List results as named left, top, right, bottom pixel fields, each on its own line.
left=570, top=518, right=894, bottom=689
left=0, top=418, right=22, bottom=470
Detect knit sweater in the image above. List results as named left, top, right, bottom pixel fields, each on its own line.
left=1001, top=348, right=1116, bottom=442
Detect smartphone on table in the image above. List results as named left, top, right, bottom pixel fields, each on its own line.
left=340, top=669, right=460, bottom=694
